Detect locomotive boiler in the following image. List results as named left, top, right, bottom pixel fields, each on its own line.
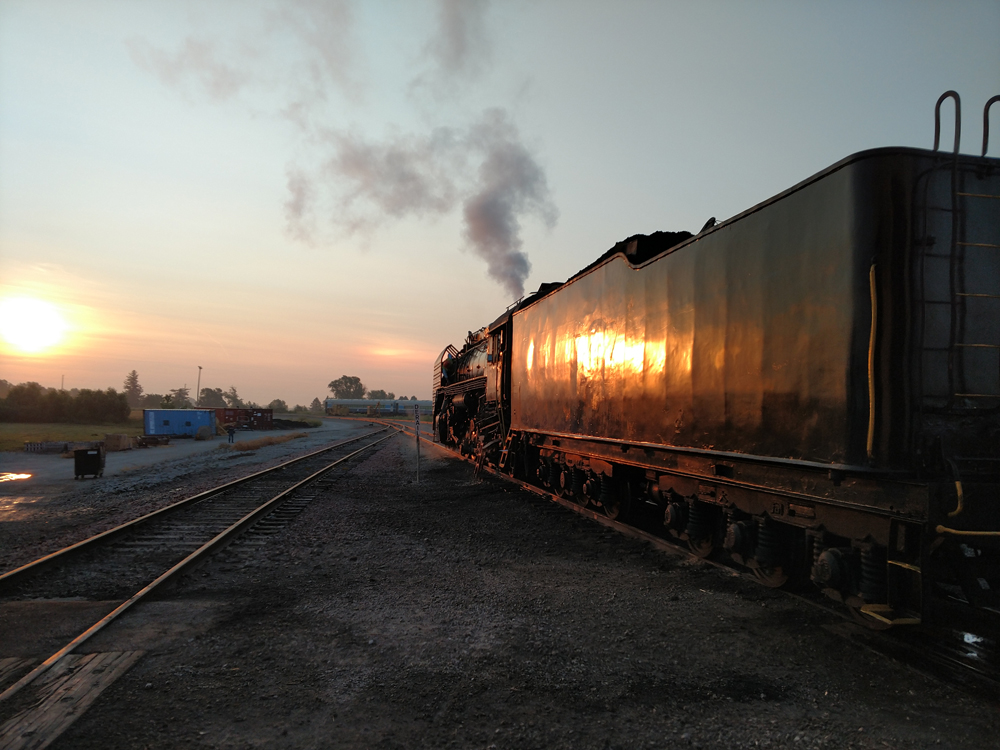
left=433, top=93, right=1000, bottom=628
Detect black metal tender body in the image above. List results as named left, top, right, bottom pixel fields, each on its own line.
left=434, top=120, right=1000, bottom=627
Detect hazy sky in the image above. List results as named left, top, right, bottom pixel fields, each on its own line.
left=1, top=0, right=998, bottom=405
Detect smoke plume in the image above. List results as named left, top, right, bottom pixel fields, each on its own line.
left=127, top=37, right=250, bottom=101
left=297, top=108, right=555, bottom=299
left=426, top=0, right=490, bottom=78
left=128, top=1, right=556, bottom=298
left=284, top=169, right=317, bottom=243
left=462, top=111, right=557, bottom=298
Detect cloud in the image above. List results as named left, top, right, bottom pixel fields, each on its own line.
left=426, top=0, right=491, bottom=78
left=409, top=0, right=492, bottom=99
left=128, top=0, right=357, bottom=111
left=284, top=168, right=317, bottom=243
left=274, top=0, right=360, bottom=113
left=294, top=108, right=556, bottom=299
left=127, top=37, right=250, bottom=101
left=128, top=2, right=556, bottom=298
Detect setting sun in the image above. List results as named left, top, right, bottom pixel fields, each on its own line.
left=0, top=297, right=68, bottom=354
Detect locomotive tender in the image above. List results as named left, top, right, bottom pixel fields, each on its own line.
left=433, top=93, right=1000, bottom=628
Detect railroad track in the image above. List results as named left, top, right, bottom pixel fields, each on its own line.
left=0, top=427, right=395, bottom=715
left=386, top=420, right=1000, bottom=701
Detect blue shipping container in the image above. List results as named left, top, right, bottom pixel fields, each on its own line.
left=143, top=409, right=216, bottom=437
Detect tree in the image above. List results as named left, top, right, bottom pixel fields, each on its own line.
left=0, top=379, right=13, bottom=399
left=366, top=389, right=395, bottom=400
left=224, top=386, right=243, bottom=408
left=409, top=396, right=417, bottom=401
left=329, top=375, right=365, bottom=399
left=268, top=398, right=289, bottom=413
left=199, top=387, right=227, bottom=407
left=399, top=395, right=409, bottom=401
left=123, top=370, right=143, bottom=407
left=309, top=397, right=324, bottom=413
left=141, top=393, right=164, bottom=408
left=170, top=386, right=191, bottom=407
left=292, top=404, right=308, bottom=413
left=0, top=383, right=129, bottom=424
left=160, top=394, right=176, bottom=409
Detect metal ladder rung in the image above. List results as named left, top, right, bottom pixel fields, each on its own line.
left=955, top=343, right=1000, bottom=348
left=957, top=192, right=1000, bottom=199
left=954, top=393, right=1000, bottom=398
left=957, top=242, right=1000, bottom=249
left=497, top=431, right=516, bottom=470
left=957, top=293, right=1000, bottom=299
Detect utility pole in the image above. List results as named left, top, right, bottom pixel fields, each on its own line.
left=196, top=366, right=202, bottom=406
left=414, top=403, right=421, bottom=483
left=61, top=375, right=64, bottom=391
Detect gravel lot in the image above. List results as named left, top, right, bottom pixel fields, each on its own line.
left=21, top=434, right=996, bottom=749
left=0, top=419, right=375, bottom=574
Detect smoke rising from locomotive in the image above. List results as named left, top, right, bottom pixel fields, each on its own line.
left=462, top=112, right=557, bottom=298
left=314, top=108, right=556, bottom=298
left=127, top=0, right=553, bottom=297
left=284, top=169, right=316, bottom=243
left=127, top=37, right=251, bottom=102
left=412, top=0, right=492, bottom=95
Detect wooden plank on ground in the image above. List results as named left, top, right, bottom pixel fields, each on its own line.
left=0, top=651, right=144, bottom=750
left=0, top=659, right=34, bottom=692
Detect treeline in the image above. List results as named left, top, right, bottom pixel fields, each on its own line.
left=0, top=382, right=130, bottom=424
left=0, top=370, right=334, bottom=424
left=123, top=372, right=324, bottom=414
left=327, top=375, right=417, bottom=401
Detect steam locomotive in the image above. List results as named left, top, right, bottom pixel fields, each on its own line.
left=433, top=93, right=1000, bottom=628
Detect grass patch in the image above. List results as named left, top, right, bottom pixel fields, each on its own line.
left=218, top=432, right=308, bottom=453
left=0, top=416, right=144, bottom=452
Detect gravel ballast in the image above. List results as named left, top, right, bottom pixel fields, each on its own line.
left=35, top=435, right=999, bottom=749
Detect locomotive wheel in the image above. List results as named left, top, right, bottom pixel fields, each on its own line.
left=557, top=468, right=572, bottom=498
left=602, top=480, right=631, bottom=521
left=687, top=536, right=715, bottom=558
left=753, top=565, right=789, bottom=588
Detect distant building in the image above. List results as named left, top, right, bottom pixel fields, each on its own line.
left=143, top=409, right=215, bottom=437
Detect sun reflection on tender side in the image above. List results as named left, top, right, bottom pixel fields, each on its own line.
left=527, top=328, right=693, bottom=382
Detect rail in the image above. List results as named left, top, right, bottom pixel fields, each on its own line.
left=0, top=428, right=389, bottom=589
left=0, top=430, right=396, bottom=704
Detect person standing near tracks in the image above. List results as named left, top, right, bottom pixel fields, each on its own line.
left=227, top=424, right=236, bottom=443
